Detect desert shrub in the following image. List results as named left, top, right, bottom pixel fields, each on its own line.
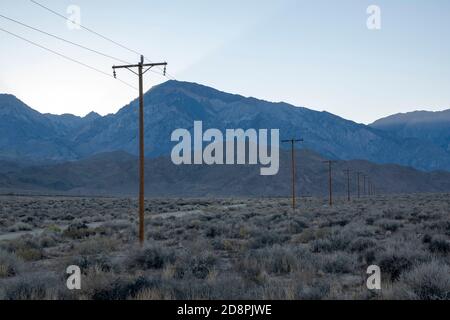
left=285, top=218, right=308, bottom=234
left=399, top=261, right=450, bottom=300
left=310, top=231, right=351, bottom=253
left=292, top=227, right=331, bottom=244
left=249, top=231, right=289, bottom=249
left=0, top=250, right=22, bottom=278
left=382, top=208, right=404, bottom=220
left=205, top=225, right=223, bottom=238
left=260, top=279, right=295, bottom=300
left=422, top=234, right=432, bottom=244
left=378, top=255, right=412, bottom=282
left=7, top=222, right=33, bottom=232
left=68, top=254, right=115, bottom=274
left=260, top=246, right=298, bottom=274
left=322, top=252, right=357, bottom=274
left=0, top=238, right=44, bottom=261
left=44, top=224, right=62, bottom=234
left=376, top=219, right=403, bottom=232
left=63, top=222, right=94, bottom=239
left=91, top=277, right=160, bottom=300
left=75, top=237, right=119, bottom=255
left=310, top=238, right=335, bottom=253
left=238, top=246, right=298, bottom=278
left=0, top=273, right=62, bottom=300
left=349, top=237, right=376, bottom=253
left=235, top=253, right=266, bottom=284
left=428, top=235, right=450, bottom=254
left=16, top=247, right=44, bottom=261
left=128, top=245, right=175, bottom=270
left=375, top=246, right=429, bottom=282
left=295, top=279, right=331, bottom=300
left=39, top=233, right=59, bottom=248
left=189, top=253, right=217, bottom=280
left=320, top=218, right=349, bottom=228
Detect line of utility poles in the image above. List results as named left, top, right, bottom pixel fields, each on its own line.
left=113, top=55, right=167, bottom=247
left=281, top=138, right=303, bottom=210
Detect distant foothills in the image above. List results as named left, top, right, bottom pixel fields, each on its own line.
left=0, top=80, right=449, bottom=196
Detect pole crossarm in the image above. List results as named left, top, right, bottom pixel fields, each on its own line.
left=281, top=139, right=304, bottom=143
left=113, top=62, right=167, bottom=69
left=113, top=60, right=168, bottom=78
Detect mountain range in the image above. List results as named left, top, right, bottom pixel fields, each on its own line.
left=370, top=109, right=450, bottom=153
left=1, top=150, right=449, bottom=197
left=1, top=80, right=449, bottom=173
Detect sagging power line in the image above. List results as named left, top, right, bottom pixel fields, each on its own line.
left=0, top=27, right=137, bottom=90
left=281, top=138, right=303, bottom=210
left=0, top=13, right=131, bottom=65
left=29, top=0, right=176, bottom=80
left=113, top=56, right=168, bottom=246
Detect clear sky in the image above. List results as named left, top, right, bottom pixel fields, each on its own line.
left=0, top=0, right=449, bottom=124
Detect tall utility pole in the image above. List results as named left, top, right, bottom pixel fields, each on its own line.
left=113, top=55, right=167, bottom=246
left=343, top=168, right=351, bottom=202
left=356, top=172, right=362, bottom=198
left=323, top=160, right=337, bottom=206
left=281, top=138, right=303, bottom=210
left=363, top=174, right=367, bottom=196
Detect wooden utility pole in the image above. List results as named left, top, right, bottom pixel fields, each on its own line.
left=323, top=160, right=337, bottom=206
left=281, top=138, right=303, bottom=210
left=363, top=175, right=367, bottom=196
left=343, top=168, right=351, bottom=201
left=113, top=55, right=167, bottom=246
left=356, top=172, right=362, bottom=198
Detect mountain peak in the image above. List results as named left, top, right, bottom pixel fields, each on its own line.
left=147, top=80, right=246, bottom=104
left=372, top=109, right=450, bottom=126
left=84, top=111, right=101, bottom=120
left=0, top=93, right=40, bottom=116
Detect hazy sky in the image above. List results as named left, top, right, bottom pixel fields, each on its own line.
left=0, top=0, right=449, bottom=124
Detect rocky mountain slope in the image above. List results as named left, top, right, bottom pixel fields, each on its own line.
left=1, top=81, right=449, bottom=172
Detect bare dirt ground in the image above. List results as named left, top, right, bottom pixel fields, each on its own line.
left=0, top=194, right=449, bottom=300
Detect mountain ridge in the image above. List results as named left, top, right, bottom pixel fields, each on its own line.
left=370, top=108, right=450, bottom=153
left=1, top=81, right=449, bottom=171
left=1, top=149, right=449, bottom=197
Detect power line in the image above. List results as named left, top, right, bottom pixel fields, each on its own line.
left=29, top=0, right=175, bottom=81
left=29, top=0, right=142, bottom=57
left=0, top=26, right=137, bottom=90
left=0, top=13, right=131, bottom=65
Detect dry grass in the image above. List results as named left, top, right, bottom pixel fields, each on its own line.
left=0, top=194, right=449, bottom=300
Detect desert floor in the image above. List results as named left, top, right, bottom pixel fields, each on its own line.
left=0, top=194, right=449, bottom=300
